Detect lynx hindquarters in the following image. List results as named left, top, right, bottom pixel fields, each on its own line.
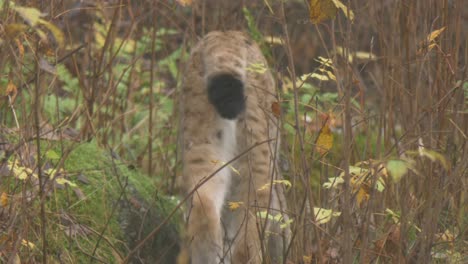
left=179, top=31, right=289, bottom=264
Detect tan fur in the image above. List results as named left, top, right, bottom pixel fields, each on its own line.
left=179, top=31, right=289, bottom=264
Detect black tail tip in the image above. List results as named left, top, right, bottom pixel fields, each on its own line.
left=207, top=73, right=245, bottom=120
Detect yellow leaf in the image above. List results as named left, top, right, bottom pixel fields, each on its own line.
left=336, top=46, right=376, bottom=63
left=330, top=0, right=355, bottom=22
left=0, top=192, right=8, bottom=207
left=4, top=23, right=29, bottom=39
left=21, top=239, right=36, bottom=249
left=311, top=72, right=331, bottom=81
left=313, top=207, right=341, bottom=224
left=322, top=176, right=344, bottom=189
left=211, top=160, right=240, bottom=176
left=316, top=123, right=333, bottom=155
left=356, top=187, right=369, bottom=206
left=8, top=161, right=36, bottom=180
left=303, top=256, right=312, bottom=262
left=38, top=19, right=65, bottom=48
left=418, top=27, right=446, bottom=54
left=264, top=35, right=283, bottom=45
left=13, top=6, right=44, bottom=27
left=246, top=62, right=267, bottom=74
left=55, top=178, right=77, bottom=187
left=273, top=179, right=292, bottom=189
left=175, top=0, right=192, bottom=6
left=309, top=0, right=337, bottom=24
left=315, top=56, right=333, bottom=67
left=386, top=160, right=408, bottom=182
left=354, top=51, right=377, bottom=60
left=6, top=80, right=17, bottom=100
left=426, top=27, right=446, bottom=43
left=311, top=68, right=336, bottom=81
left=228, top=201, right=243, bottom=211
left=258, top=180, right=292, bottom=191
left=419, top=149, right=449, bottom=170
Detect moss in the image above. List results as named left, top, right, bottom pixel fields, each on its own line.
left=6, top=140, right=181, bottom=263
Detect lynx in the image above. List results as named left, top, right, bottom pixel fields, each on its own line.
left=178, top=31, right=289, bottom=264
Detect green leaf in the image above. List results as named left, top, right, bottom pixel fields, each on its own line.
left=386, top=160, right=408, bottom=182
left=56, top=178, right=77, bottom=187
left=46, top=150, right=60, bottom=160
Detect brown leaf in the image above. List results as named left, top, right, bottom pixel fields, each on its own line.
left=15, top=39, right=24, bottom=59
left=271, top=101, right=281, bottom=118
left=0, top=192, right=8, bottom=207
left=309, top=0, right=337, bottom=24
left=6, top=80, right=18, bottom=102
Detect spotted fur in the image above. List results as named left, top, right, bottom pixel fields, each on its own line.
left=178, top=31, right=289, bottom=264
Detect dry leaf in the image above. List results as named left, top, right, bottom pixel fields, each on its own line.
left=228, top=201, right=243, bottom=211
left=316, top=122, right=333, bottom=155
left=6, top=80, right=18, bottom=103
left=15, top=39, right=25, bottom=59
left=418, top=27, right=446, bottom=54
left=0, top=192, right=8, bottom=207
left=271, top=101, right=281, bottom=118
left=175, top=0, right=192, bottom=6
left=426, top=27, right=446, bottom=43
left=331, top=0, right=355, bottom=22
left=4, top=23, right=29, bottom=39
left=309, top=0, right=337, bottom=24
